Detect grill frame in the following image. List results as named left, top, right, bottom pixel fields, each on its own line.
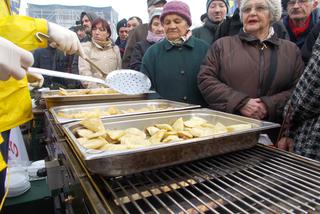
left=101, top=145, right=320, bottom=214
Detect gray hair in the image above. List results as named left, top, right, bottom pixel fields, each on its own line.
left=239, top=0, right=282, bottom=25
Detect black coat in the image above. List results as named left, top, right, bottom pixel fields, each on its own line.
left=301, top=22, right=320, bottom=65
left=129, top=40, right=154, bottom=71
left=213, top=9, right=289, bottom=42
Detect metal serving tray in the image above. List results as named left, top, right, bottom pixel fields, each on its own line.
left=50, top=99, right=200, bottom=124
left=41, top=89, right=150, bottom=108
left=62, top=109, right=279, bottom=176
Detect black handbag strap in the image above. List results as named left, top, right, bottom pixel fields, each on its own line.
left=261, top=46, right=278, bottom=96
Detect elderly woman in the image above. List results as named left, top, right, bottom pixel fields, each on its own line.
left=129, top=8, right=165, bottom=71
left=79, top=18, right=121, bottom=88
left=198, top=0, right=304, bottom=125
left=141, top=1, right=209, bottom=105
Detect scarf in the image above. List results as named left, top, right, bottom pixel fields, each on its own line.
left=92, top=38, right=112, bottom=49
left=167, top=30, right=192, bottom=46
left=146, top=31, right=165, bottom=43
left=289, top=16, right=311, bottom=38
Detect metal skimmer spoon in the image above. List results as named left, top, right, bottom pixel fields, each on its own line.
left=28, top=67, right=151, bottom=95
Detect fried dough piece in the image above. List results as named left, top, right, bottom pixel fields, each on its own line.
left=212, top=122, right=228, bottom=135
left=81, top=137, right=108, bottom=149
left=107, top=130, right=125, bottom=140
left=77, top=137, right=89, bottom=145
left=106, top=107, right=121, bottom=115
left=184, top=117, right=207, bottom=128
left=80, top=118, right=105, bottom=132
left=146, top=126, right=160, bottom=136
left=172, top=117, right=184, bottom=131
left=149, top=130, right=166, bottom=144
left=177, top=131, right=193, bottom=139
left=125, top=128, right=146, bottom=139
left=76, top=129, right=94, bottom=138
left=162, top=135, right=181, bottom=143
left=154, top=124, right=173, bottom=131
left=190, top=127, right=216, bottom=137
left=120, top=135, right=150, bottom=146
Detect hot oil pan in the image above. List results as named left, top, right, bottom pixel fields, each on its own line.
left=62, top=109, right=279, bottom=176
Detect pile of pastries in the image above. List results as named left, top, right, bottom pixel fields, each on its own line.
left=73, top=117, right=252, bottom=151
left=57, top=105, right=173, bottom=119
left=58, top=88, right=118, bottom=96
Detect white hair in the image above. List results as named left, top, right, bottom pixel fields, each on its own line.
left=239, top=0, right=282, bottom=24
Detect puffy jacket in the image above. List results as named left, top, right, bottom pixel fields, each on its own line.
left=0, top=0, right=48, bottom=133
left=198, top=30, right=304, bottom=123
left=78, top=41, right=121, bottom=88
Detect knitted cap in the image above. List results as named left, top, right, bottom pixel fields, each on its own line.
left=206, top=0, right=229, bottom=13
left=160, top=1, right=192, bottom=26
left=149, top=7, right=163, bottom=23
left=116, top=18, right=127, bottom=35
left=147, top=0, right=167, bottom=8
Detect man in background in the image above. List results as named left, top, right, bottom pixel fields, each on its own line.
left=122, top=0, right=167, bottom=68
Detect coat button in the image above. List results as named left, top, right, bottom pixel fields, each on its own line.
left=183, top=96, right=187, bottom=100
left=180, top=70, right=185, bottom=75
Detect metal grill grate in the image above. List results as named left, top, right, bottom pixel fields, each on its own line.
left=100, top=146, right=320, bottom=214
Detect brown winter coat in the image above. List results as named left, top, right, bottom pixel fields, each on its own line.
left=198, top=30, right=304, bottom=123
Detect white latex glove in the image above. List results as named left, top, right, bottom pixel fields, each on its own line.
left=48, top=22, right=86, bottom=57
left=0, top=36, right=34, bottom=81
left=27, top=72, right=44, bottom=88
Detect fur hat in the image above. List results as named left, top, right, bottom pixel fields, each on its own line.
left=206, top=0, right=229, bottom=13
left=147, top=0, right=167, bottom=8
left=160, top=1, right=192, bottom=26
left=116, top=18, right=127, bottom=35
left=149, top=7, right=163, bottom=23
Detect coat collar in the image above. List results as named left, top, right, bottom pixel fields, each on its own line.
left=164, top=36, right=195, bottom=51
left=238, top=28, right=280, bottom=47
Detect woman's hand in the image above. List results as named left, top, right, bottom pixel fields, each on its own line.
left=240, top=98, right=267, bottom=119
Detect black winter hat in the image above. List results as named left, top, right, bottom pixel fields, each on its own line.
left=116, top=19, right=127, bottom=35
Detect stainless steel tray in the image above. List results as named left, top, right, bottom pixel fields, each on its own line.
left=41, top=89, right=151, bottom=108
left=62, top=109, right=280, bottom=176
left=50, top=99, right=200, bottom=124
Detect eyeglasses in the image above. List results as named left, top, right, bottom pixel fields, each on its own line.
left=241, top=5, right=269, bottom=14
left=287, top=0, right=312, bottom=6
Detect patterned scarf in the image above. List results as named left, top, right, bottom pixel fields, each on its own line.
left=167, top=30, right=192, bottom=46
left=92, top=38, right=112, bottom=49
left=146, top=31, right=165, bottom=43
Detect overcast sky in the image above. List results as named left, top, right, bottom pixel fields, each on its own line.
left=20, top=0, right=207, bottom=27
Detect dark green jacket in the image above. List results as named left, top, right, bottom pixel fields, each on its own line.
left=141, top=36, right=209, bottom=106
left=192, top=19, right=218, bottom=45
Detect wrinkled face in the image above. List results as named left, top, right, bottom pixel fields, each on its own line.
left=242, top=0, right=271, bottom=36
left=92, top=22, right=109, bottom=42
left=127, top=18, right=140, bottom=31
left=287, top=0, right=315, bottom=21
left=163, top=14, right=189, bottom=41
left=82, top=15, right=92, bottom=33
left=208, top=0, right=228, bottom=23
left=119, top=27, right=128, bottom=40
left=151, top=17, right=164, bottom=35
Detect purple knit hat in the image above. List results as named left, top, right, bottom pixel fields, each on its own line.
left=160, top=1, right=192, bottom=26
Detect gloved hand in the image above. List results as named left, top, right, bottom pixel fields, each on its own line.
left=27, top=72, right=44, bottom=88
left=0, top=36, right=34, bottom=81
left=48, top=22, right=86, bottom=57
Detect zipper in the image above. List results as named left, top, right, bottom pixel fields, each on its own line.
left=257, top=43, right=267, bottom=96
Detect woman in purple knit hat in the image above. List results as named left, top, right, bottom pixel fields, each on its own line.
left=141, top=1, right=209, bottom=106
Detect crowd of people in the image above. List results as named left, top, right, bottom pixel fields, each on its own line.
left=2, top=0, right=320, bottom=201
